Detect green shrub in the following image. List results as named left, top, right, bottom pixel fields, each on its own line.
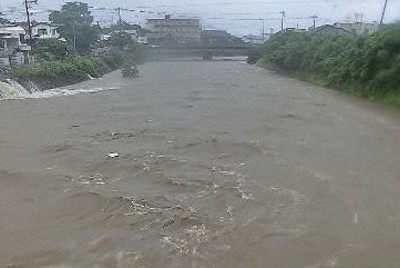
left=100, top=44, right=146, bottom=70
left=11, top=58, right=106, bottom=89
left=261, top=24, right=400, bottom=105
left=11, top=42, right=147, bottom=90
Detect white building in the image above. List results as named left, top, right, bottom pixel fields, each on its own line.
left=32, top=23, right=60, bottom=39
left=17, top=22, right=60, bottom=40
left=31, top=23, right=60, bottom=39
left=0, top=26, right=26, bottom=50
left=0, top=26, right=31, bottom=68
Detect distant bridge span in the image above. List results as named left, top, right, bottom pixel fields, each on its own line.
left=147, top=45, right=258, bottom=59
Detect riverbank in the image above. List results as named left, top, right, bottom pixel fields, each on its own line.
left=11, top=57, right=114, bottom=91
left=258, top=62, right=400, bottom=108
left=9, top=46, right=145, bottom=92
left=258, top=25, right=400, bottom=108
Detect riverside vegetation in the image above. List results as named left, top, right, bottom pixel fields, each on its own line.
left=11, top=45, right=146, bottom=90
left=10, top=2, right=146, bottom=90
left=11, top=57, right=106, bottom=89
left=257, top=24, right=400, bottom=107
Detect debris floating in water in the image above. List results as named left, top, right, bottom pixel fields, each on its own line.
left=354, top=213, right=359, bottom=225
left=219, top=170, right=236, bottom=176
left=108, top=152, right=119, bottom=158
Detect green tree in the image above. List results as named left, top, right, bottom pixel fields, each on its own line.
left=111, top=32, right=133, bottom=49
left=49, top=2, right=99, bottom=54
left=36, top=39, right=71, bottom=61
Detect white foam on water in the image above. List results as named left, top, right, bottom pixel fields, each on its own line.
left=0, top=76, right=121, bottom=100
left=0, top=81, right=20, bottom=99
left=28, top=86, right=120, bottom=99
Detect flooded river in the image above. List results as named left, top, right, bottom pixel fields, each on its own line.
left=1, top=60, right=400, bottom=267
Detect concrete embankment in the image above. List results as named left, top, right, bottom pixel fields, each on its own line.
left=0, top=81, right=20, bottom=99
left=0, top=79, right=44, bottom=99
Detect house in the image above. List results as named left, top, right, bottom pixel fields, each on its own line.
left=0, top=25, right=31, bottom=68
left=0, top=21, right=59, bottom=68
left=31, top=23, right=60, bottom=39
left=18, top=22, right=60, bottom=40
left=313, top=24, right=354, bottom=37
left=146, top=15, right=201, bottom=46
left=333, top=22, right=378, bottom=35
left=0, top=27, right=25, bottom=50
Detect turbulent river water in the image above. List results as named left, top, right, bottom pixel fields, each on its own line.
left=1, top=59, right=400, bottom=267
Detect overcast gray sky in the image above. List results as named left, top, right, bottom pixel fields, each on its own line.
left=1, top=0, right=398, bottom=35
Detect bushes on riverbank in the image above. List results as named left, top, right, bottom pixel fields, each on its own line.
left=260, top=24, right=400, bottom=106
left=11, top=58, right=107, bottom=89
left=11, top=44, right=147, bottom=90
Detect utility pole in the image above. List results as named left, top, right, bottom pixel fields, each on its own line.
left=24, top=0, right=38, bottom=47
left=72, top=18, right=77, bottom=57
left=117, top=7, right=122, bottom=33
left=379, top=0, right=389, bottom=28
left=311, top=15, right=318, bottom=29
left=261, top=19, right=265, bottom=43
left=280, top=11, right=285, bottom=31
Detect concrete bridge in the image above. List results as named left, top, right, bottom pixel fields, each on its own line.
left=147, top=45, right=257, bottom=60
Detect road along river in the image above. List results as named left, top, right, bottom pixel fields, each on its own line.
left=1, top=60, right=400, bottom=267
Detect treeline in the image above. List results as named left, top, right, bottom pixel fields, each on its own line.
left=11, top=1, right=147, bottom=89
left=258, top=24, right=400, bottom=106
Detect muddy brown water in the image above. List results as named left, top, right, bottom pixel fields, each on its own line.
left=1, top=60, right=400, bottom=267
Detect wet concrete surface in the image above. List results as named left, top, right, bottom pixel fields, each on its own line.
left=0, top=60, right=400, bottom=267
